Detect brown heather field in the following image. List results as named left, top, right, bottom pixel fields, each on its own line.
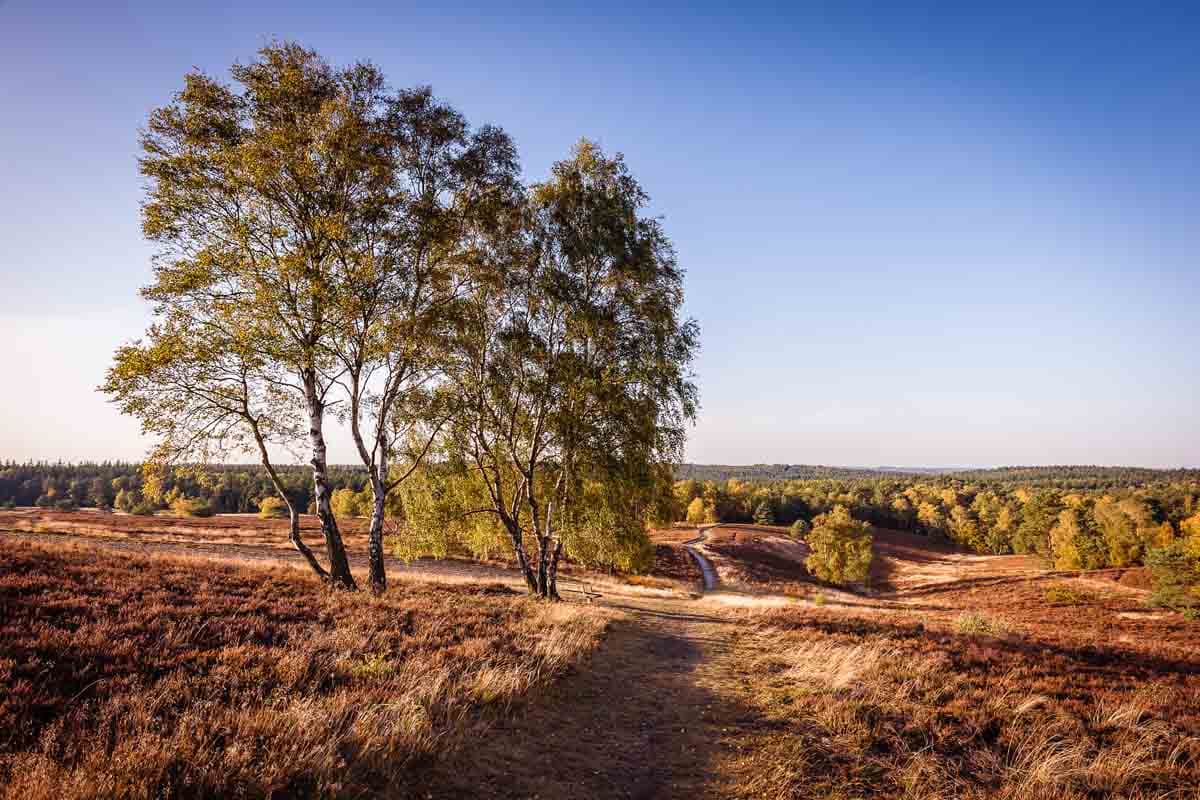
left=0, top=538, right=608, bottom=799
left=2, top=515, right=1199, bottom=798
left=717, top=595, right=1200, bottom=799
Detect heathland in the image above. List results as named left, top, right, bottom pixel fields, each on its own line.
left=3, top=475, right=1198, bottom=798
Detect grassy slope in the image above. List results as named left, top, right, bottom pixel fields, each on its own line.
left=719, top=601, right=1200, bottom=799
left=0, top=539, right=607, bottom=799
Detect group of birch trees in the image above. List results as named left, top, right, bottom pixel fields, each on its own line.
left=104, top=43, right=698, bottom=597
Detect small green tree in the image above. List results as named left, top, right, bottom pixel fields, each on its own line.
left=753, top=501, right=775, bottom=526
left=1049, top=507, right=1107, bottom=570
left=114, top=488, right=137, bottom=513
left=790, top=518, right=811, bottom=538
left=804, top=505, right=873, bottom=586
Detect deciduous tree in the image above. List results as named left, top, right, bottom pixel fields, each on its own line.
left=804, top=505, right=873, bottom=586
left=444, top=141, right=698, bottom=598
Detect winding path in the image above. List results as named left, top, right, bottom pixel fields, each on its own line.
left=683, top=524, right=720, bottom=591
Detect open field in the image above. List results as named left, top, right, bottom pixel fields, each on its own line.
left=3, top=515, right=1198, bottom=797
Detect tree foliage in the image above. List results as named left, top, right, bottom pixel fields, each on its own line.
left=804, top=505, right=873, bottom=586
left=426, top=141, right=698, bottom=596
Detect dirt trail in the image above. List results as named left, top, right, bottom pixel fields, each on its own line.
left=418, top=593, right=763, bottom=799
left=683, top=524, right=720, bottom=590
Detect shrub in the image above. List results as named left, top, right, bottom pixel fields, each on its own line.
left=52, top=499, right=78, bottom=512
left=1146, top=541, right=1200, bottom=611
left=0, top=540, right=608, bottom=799
left=129, top=502, right=157, bottom=516
left=171, top=497, right=215, bottom=518
left=954, top=612, right=1011, bottom=637
left=114, top=488, right=138, bottom=512
left=1043, top=583, right=1097, bottom=605
left=789, top=518, right=811, bottom=538
left=257, top=496, right=289, bottom=519
left=804, top=505, right=873, bottom=586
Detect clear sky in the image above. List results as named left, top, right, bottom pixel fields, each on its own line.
left=1, top=1, right=1197, bottom=467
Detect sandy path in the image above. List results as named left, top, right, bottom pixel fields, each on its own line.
left=683, top=524, right=720, bottom=591
left=415, top=594, right=762, bottom=799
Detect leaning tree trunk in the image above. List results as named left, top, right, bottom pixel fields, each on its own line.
left=286, top=504, right=331, bottom=580
left=251, top=420, right=329, bottom=582
left=305, top=371, right=356, bottom=590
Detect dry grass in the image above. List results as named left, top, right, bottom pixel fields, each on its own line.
left=720, top=608, right=1200, bottom=799
left=0, top=538, right=607, bottom=799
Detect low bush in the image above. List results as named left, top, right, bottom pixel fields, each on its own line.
left=1043, top=583, right=1097, bottom=605
left=954, top=611, right=1012, bottom=637
left=257, top=495, right=289, bottom=519
left=170, top=497, right=215, bottom=518
left=0, top=540, right=607, bottom=799
left=734, top=608, right=1200, bottom=798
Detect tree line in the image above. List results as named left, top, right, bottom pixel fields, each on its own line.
left=102, top=43, right=698, bottom=597
left=673, top=475, right=1200, bottom=607
left=675, top=463, right=1200, bottom=489
left=0, top=461, right=364, bottom=515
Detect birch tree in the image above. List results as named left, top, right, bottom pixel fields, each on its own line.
left=330, top=88, right=520, bottom=593
left=104, top=322, right=332, bottom=578
left=118, top=43, right=397, bottom=589
left=446, top=141, right=699, bottom=598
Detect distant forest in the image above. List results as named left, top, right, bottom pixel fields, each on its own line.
left=0, top=462, right=371, bottom=515
left=671, top=467, right=1200, bottom=580
left=675, top=463, right=1200, bottom=489
left=4, top=461, right=1197, bottom=514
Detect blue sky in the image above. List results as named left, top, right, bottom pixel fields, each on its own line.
left=1, top=1, right=1197, bottom=466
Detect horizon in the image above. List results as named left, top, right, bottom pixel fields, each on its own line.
left=3, top=458, right=1197, bottom=473
left=2, top=1, right=1198, bottom=466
